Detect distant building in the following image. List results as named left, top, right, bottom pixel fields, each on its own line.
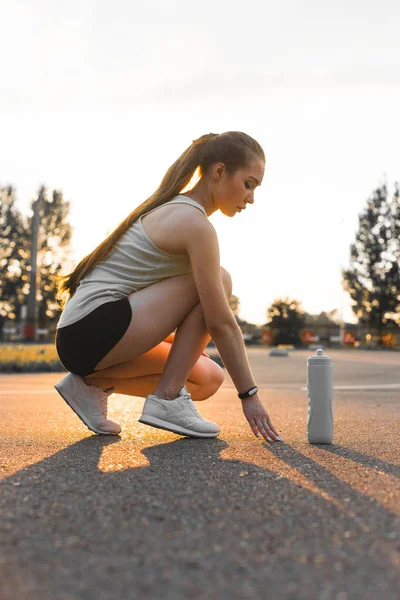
left=236, top=312, right=400, bottom=349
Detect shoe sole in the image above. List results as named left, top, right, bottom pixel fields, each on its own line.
left=54, top=383, right=120, bottom=436
left=138, top=414, right=219, bottom=438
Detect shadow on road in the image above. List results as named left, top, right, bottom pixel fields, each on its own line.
left=1, top=434, right=399, bottom=599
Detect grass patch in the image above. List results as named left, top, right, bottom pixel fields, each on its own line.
left=0, top=343, right=224, bottom=373
left=0, top=343, right=66, bottom=373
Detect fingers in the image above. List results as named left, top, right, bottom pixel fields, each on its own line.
left=257, top=423, right=273, bottom=442
left=249, top=420, right=262, bottom=439
left=264, top=414, right=281, bottom=439
left=254, top=419, right=282, bottom=443
left=243, top=400, right=283, bottom=442
left=267, top=421, right=281, bottom=439
left=260, top=406, right=281, bottom=440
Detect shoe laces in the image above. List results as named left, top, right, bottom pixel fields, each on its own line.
left=179, top=389, right=202, bottom=418
left=97, top=388, right=109, bottom=418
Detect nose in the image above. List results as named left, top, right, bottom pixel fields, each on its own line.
left=246, top=193, right=255, bottom=204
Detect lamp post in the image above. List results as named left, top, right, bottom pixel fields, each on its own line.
left=23, top=191, right=43, bottom=341
left=340, top=265, right=345, bottom=346
left=338, top=218, right=345, bottom=347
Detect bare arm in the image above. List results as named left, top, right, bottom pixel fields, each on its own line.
left=183, top=215, right=282, bottom=442
left=210, top=323, right=281, bottom=442
left=209, top=322, right=256, bottom=394
left=164, top=331, right=210, bottom=357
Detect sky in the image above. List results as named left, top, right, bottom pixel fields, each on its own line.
left=1, top=0, right=400, bottom=326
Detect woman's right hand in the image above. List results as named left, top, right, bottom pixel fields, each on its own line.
left=241, top=394, right=283, bottom=442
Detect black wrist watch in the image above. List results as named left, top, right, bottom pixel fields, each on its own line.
left=238, top=386, right=258, bottom=400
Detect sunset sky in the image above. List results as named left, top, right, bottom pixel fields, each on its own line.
left=1, top=0, right=400, bottom=326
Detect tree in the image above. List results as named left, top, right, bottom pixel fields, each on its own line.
left=0, top=184, right=73, bottom=338
left=326, top=309, right=340, bottom=325
left=266, top=297, right=307, bottom=346
left=343, top=180, right=400, bottom=347
left=0, top=186, right=30, bottom=338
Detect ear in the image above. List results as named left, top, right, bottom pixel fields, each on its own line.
left=212, top=162, right=225, bottom=182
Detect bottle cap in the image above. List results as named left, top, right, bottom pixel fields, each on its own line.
left=307, top=348, right=333, bottom=365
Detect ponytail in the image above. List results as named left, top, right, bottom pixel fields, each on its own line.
left=56, top=131, right=264, bottom=310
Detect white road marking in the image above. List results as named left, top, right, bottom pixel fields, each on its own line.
left=1, top=383, right=400, bottom=395
left=300, top=384, right=400, bottom=391
left=0, top=389, right=56, bottom=394
left=223, top=384, right=400, bottom=392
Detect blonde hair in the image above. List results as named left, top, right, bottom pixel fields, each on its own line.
left=55, top=131, right=265, bottom=310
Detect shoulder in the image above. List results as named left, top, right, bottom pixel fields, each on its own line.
left=139, top=199, right=213, bottom=257
left=167, top=200, right=212, bottom=236
left=174, top=203, right=213, bottom=233
left=170, top=198, right=207, bottom=219
left=177, top=210, right=218, bottom=258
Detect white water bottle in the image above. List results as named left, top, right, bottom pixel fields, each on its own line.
left=307, top=349, right=334, bottom=444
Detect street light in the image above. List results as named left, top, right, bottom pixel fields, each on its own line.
left=23, top=191, right=43, bottom=341
left=340, top=265, right=345, bottom=346
left=338, top=217, right=345, bottom=347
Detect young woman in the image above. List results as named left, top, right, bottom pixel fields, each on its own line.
left=54, top=131, right=282, bottom=443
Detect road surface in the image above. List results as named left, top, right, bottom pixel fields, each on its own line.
left=0, top=348, right=399, bottom=599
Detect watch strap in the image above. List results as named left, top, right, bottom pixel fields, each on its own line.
left=238, top=386, right=258, bottom=400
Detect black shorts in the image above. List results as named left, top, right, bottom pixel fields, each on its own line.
left=55, top=297, right=132, bottom=377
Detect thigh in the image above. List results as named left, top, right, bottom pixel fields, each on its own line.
left=92, top=271, right=201, bottom=371
left=89, top=339, right=224, bottom=387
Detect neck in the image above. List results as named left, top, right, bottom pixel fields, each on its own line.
left=180, top=184, right=216, bottom=217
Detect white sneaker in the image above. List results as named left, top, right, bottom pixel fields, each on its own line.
left=138, top=385, right=220, bottom=438
left=54, top=373, right=121, bottom=435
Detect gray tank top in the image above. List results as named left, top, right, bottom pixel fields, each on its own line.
left=56, top=196, right=207, bottom=328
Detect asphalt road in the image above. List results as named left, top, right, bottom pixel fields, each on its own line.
left=0, top=348, right=399, bottom=599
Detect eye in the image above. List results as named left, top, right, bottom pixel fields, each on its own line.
left=245, top=182, right=253, bottom=190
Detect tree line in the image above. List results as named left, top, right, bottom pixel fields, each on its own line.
left=0, top=184, right=72, bottom=338
left=1, top=179, right=399, bottom=346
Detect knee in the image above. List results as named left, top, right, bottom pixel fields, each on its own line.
left=211, top=361, right=225, bottom=387
left=194, top=360, right=224, bottom=401
left=220, top=266, right=233, bottom=299
left=206, top=361, right=225, bottom=397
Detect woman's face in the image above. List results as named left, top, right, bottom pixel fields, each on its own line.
left=215, top=158, right=265, bottom=216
